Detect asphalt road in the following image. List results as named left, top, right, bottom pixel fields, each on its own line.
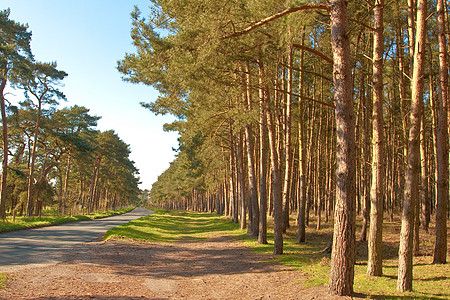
left=0, top=207, right=153, bottom=270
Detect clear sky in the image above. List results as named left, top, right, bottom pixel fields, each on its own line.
left=2, top=0, right=179, bottom=190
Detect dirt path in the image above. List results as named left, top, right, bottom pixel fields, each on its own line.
left=0, top=236, right=355, bottom=300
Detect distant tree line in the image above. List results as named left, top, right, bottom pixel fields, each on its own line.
left=0, top=9, right=141, bottom=218
left=119, top=0, right=449, bottom=295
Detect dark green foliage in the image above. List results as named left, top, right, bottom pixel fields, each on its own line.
left=1, top=10, right=141, bottom=216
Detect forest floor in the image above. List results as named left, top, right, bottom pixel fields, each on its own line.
left=0, top=208, right=448, bottom=299
left=0, top=236, right=351, bottom=300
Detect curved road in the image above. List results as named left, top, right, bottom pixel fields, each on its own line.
left=0, top=207, right=152, bottom=270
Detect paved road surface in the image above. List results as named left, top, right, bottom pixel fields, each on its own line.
left=0, top=207, right=153, bottom=270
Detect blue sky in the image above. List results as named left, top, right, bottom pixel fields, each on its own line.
left=2, top=0, right=179, bottom=190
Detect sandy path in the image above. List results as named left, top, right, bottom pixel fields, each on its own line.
left=0, top=236, right=355, bottom=299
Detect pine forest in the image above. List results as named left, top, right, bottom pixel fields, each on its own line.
left=0, top=9, right=141, bottom=219
left=118, top=0, right=449, bottom=295
left=1, top=0, right=449, bottom=297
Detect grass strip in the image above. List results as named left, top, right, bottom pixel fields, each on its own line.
left=0, top=207, right=135, bottom=234
left=104, top=207, right=246, bottom=242
left=106, top=208, right=449, bottom=300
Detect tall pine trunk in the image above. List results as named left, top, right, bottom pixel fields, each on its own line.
left=367, top=0, right=385, bottom=277
left=397, top=0, right=426, bottom=292
left=245, top=61, right=259, bottom=237
left=258, top=59, right=268, bottom=245
left=297, top=29, right=307, bottom=243
left=0, top=74, right=8, bottom=220
left=238, top=131, right=246, bottom=230
left=282, top=44, right=293, bottom=233
left=433, top=0, right=448, bottom=265
left=26, top=96, right=43, bottom=216
left=60, top=153, right=72, bottom=215
left=267, top=99, right=283, bottom=255
left=328, top=0, right=356, bottom=295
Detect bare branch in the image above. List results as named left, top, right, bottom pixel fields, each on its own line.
left=223, top=4, right=329, bottom=39
left=274, top=87, right=335, bottom=108
left=292, top=43, right=333, bottom=65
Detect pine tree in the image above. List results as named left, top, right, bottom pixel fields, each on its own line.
left=328, top=0, right=356, bottom=296
left=397, top=0, right=427, bottom=292
left=0, top=9, right=32, bottom=219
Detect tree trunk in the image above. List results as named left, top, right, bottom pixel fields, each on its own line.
left=282, top=44, right=293, bottom=233
left=238, top=131, right=246, bottom=230
left=359, top=65, right=371, bottom=242
left=367, top=0, right=385, bottom=277
left=0, top=73, right=8, bottom=220
left=297, top=29, right=307, bottom=243
left=88, top=158, right=100, bottom=214
left=328, top=0, right=356, bottom=296
left=433, top=0, right=448, bottom=265
left=267, top=96, right=283, bottom=256
left=61, top=154, right=72, bottom=216
left=258, top=60, right=268, bottom=245
left=397, top=0, right=426, bottom=292
left=421, top=77, right=433, bottom=232
left=245, top=61, right=259, bottom=237
left=26, top=96, right=43, bottom=216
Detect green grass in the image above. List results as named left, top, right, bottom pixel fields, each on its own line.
left=105, top=208, right=449, bottom=300
left=243, top=218, right=449, bottom=300
left=248, top=235, right=449, bottom=299
left=104, top=207, right=246, bottom=242
left=0, top=207, right=135, bottom=233
left=0, top=273, right=6, bottom=289
left=242, top=227, right=332, bottom=288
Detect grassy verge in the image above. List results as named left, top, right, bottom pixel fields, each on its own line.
left=106, top=208, right=449, bottom=299
left=104, top=207, right=246, bottom=242
left=0, top=207, right=135, bottom=234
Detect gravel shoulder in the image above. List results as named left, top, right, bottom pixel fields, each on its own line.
left=0, top=236, right=356, bottom=300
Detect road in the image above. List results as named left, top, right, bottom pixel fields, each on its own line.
left=0, top=207, right=153, bottom=270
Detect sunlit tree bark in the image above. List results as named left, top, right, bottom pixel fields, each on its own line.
left=328, top=0, right=356, bottom=296
left=433, top=0, right=448, bottom=265
left=397, top=0, right=426, bottom=292
left=367, top=0, right=385, bottom=277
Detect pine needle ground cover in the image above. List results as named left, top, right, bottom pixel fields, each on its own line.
left=105, top=209, right=449, bottom=299
left=0, top=207, right=135, bottom=234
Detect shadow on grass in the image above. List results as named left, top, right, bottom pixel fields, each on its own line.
left=102, top=209, right=449, bottom=300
